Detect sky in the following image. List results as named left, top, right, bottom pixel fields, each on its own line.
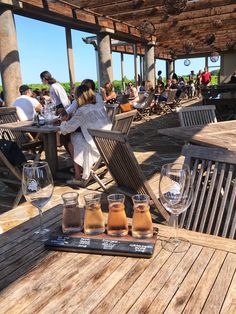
left=1, top=14, right=220, bottom=85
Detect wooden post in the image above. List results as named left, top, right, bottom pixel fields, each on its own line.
left=166, top=60, right=174, bottom=79
left=120, top=52, right=125, bottom=92
left=134, top=44, right=138, bottom=87
left=65, top=27, right=75, bottom=92
left=97, top=29, right=114, bottom=86
left=0, top=8, right=22, bottom=106
left=145, top=42, right=155, bottom=87
left=140, top=55, right=143, bottom=83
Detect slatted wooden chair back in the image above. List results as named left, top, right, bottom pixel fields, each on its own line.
left=166, top=89, right=177, bottom=105
left=89, top=129, right=169, bottom=221
left=0, top=107, right=29, bottom=146
left=112, top=110, right=137, bottom=135
left=0, top=107, right=43, bottom=157
left=106, top=103, right=119, bottom=123
left=135, top=93, right=155, bottom=121
left=177, top=105, right=217, bottom=127
left=179, top=145, right=236, bottom=239
left=0, top=150, right=23, bottom=208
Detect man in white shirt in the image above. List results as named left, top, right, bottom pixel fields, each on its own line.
left=40, top=71, right=70, bottom=111
left=12, top=85, right=42, bottom=121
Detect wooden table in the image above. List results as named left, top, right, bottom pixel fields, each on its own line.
left=0, top=204, right=236, bottom=313
left=0, top=120, right=60, bottom=174
left=158, top=120, right=236, bottom=151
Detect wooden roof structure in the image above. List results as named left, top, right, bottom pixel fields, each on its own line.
left=1, top=0, right=236, bottom=60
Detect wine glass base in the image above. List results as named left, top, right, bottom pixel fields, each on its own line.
left=162, top=237, right=191, bottom=253
left=33, top=228, right=50, bottom=242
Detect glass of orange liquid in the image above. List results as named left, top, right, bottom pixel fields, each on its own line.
left=84, top=193, right=105, bottom=235
left=132, top=194, right=153, bottom=238
left=107, top=194, right=128, bottom=236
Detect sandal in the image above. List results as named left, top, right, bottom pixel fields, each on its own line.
left=66, top=178, right=87, bottom=188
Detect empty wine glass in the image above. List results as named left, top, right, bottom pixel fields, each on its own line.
left=159, top=163, right=193, bottom=253
left=22, top=161, right=54, bottom=240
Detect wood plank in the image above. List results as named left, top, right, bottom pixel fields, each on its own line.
left=143, top=245, right=202, bottom=313
left=91, top=246, right=163, bottom=313
left=182, top=250, right=227, bottom=313
left=202, top=253, right=236, bottom=313
left=23, top=255, right=124, bottom=313
left=221, top=271, right=236, bottom=314
left=164, top=247, right=215, bottom=313
left=105, top=247, right=173, bottom=313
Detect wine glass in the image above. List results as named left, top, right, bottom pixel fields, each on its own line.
left=159, top=163, right=193, bottom=253
left=22, top=161, right=54, bottom=240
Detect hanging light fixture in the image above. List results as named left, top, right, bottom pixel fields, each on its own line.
left=183, top=41, right=194, bottom=54
left=163, top=0, right=187, bottom=15
left=184, top=59, right=191, bottom=66
left=210, top=52, right=220, bottom=63
left=139, top=20, right=155, bottom=37
left=205, top=34, right=216, bottom=45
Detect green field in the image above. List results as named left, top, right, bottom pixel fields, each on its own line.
left=0, top=76, right=219, bottom=94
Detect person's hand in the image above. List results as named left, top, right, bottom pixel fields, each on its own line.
left=100, top=87, right=105, bottom=93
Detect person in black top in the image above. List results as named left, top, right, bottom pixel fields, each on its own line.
left=229, top=70, right=236, bottom=84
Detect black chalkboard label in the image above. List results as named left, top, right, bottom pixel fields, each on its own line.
left=45, top=235, right=156, bottom=258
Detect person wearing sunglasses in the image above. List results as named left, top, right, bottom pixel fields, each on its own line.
left=127, top=82, right=138, bottom=100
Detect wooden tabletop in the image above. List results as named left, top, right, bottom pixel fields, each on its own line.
left=0, top=120, right=61, bottom=174
left=158, top=120, right=236, bottom=151
left=0, top=203, right=236, bottom=313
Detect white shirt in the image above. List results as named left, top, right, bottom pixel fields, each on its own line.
left=60, top=102, right=112, bottom=179
left=50, top=82, right=70, bottom=109
left=12, top=95, right=40, bottom=121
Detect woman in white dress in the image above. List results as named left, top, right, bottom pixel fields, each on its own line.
left=60, top=84, right=112, bottom=185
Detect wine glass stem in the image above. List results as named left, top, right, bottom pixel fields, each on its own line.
left=38, top=208, right=45, bottom=231
left=173, top=214, right=179, bottom=242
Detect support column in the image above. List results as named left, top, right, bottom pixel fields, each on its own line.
left=0, top=8, right=22, bottom=106
left=97, top=29, right=114, bottom=86
left=145, top=42, right=155, bottom=87
left=120, top=53, right=125, bottom=92
left=65, top=27, right=75, bottom=91
left=166, top=60, right=174, bottom=79
left=205, top=56, right=209, bottom=69
left=139, top=55, right=143, bottom=82
left=133, top=44, right=139, bottom=87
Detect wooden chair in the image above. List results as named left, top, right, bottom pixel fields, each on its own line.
left=179, top=144, right=236, bottom=239
left=88, top=129, right=169, bottom=221
left=83, top=110, right=137, bottom=189
left=177, top=105, right=217, bottom=127
left=0, top=107, right=43, bottom=158
left=0, top=150, right=23, bottom=208
left=134, top=93, right=155, bottom=121
left=105, top=103, right=120, bottom=124
left=158, top=89, right=177, bottom=114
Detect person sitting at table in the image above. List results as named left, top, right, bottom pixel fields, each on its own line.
left=100, top=82, right=117, bottom=104
left=132, top=80, right=154, bottom=109
left=40, top=70, right=70, bottom=113
left=126, top=82, right=138, bottom=100
left=12, top=85, right=42, bottom=121
left=60, top=84, right=112, bottom=186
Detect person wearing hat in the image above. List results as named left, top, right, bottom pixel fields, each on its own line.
left=12, top=85, right=42, bottom=121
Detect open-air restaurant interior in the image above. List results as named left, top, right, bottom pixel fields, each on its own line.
left=0, top=0, right=236, bottom=312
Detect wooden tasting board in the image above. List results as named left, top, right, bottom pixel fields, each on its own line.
left=45, top=226, right=158, bottom=259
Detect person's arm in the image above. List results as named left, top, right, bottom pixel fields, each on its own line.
left=60, top=109, right=82, bottom=135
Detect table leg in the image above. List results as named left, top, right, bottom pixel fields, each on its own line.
left=43, top=133, right=58, bottom=175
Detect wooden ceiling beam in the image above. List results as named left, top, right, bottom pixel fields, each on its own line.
left=108, top=0, right=235, bottom=21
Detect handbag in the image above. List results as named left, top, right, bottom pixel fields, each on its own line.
left=120, top=103, right=133, bottom=112
left=0, top=131, right=27, bottom=166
